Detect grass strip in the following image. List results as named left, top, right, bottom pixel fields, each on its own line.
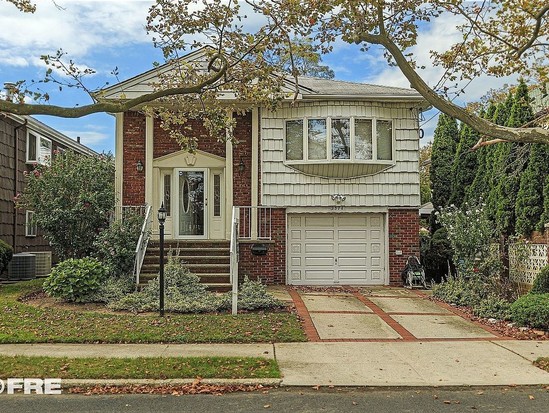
left=0, top=280, right=306, bottom=344
left=0, top=355, right=280, bottom=379
left=534, top=357, right=549, bottom=372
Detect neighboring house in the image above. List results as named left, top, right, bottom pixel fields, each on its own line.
left=0, top=112, right=97, bottom=271
left=101, top=48, right=428, bottom=287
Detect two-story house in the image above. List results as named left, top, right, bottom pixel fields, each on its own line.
left=0, top=112, right=97, bottom=277
left=101, top=49, right=428, bottom=288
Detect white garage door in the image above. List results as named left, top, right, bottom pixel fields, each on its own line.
left=287, top=214, right=385, bottom=285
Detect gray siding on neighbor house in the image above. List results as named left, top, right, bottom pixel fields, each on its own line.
left=260, top=101, right=421, bottom=208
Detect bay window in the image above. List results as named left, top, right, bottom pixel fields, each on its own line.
left=285, top=117, right=393, bottom=163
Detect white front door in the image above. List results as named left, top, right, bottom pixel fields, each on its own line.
left=287, top=213, right=386, bottom=285
left=175, top=169, right=207, bottom=239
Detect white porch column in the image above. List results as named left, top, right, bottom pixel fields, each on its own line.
left=225, top=128, right=234, bottom=240
left=114, top=113, right=124, bottom=219
left=145, top=115, right=154, bottom=208
left=251, top=107, right=259, bottom=239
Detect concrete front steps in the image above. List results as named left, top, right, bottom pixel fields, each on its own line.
left=138, top=240, right=231, bottom=291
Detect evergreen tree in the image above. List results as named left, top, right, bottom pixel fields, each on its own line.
left=541, top=176, right=549, bottom=230
left=449, top=123, right=479, bottom=207
left=494, top=80, right=533, bottom=236
left=515, top=143, right=549, bottom=236
left=466, top=104, right=497, bottom=204
left=485, top=98, right=513, bottom=222
left=429, top=114, right=459, bottom=228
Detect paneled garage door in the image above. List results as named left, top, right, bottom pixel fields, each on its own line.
left=287, top=214, right=385, bottom=285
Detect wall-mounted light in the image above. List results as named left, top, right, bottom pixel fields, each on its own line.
left=136, top=160, right=144, bottom=172
left=331, top=194, right=347, bottom=203
left=239, top=157, right=245, bottom=173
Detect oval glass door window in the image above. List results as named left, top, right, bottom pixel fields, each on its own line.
left=182, top=178, right=190, bottom=214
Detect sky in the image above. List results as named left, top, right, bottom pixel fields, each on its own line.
left=0, top=0, right=518, bottom=154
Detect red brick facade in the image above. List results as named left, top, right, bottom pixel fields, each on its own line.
left=238, top=208, right=286, bottom=284
left=388, top=209, right=420, bottom=285
left=121, top=110, right=420, bottom=286
left=122, top=112, right=146, bottom=206
left=122, top=111, right=253, bottom=208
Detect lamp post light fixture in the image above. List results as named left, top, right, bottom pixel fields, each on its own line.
left=136, top=160, right=144, bottom=172
left=157, top=202, right=167, bottom=317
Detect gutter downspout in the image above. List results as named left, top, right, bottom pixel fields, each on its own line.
left=12, top=119, right=27, bottom=253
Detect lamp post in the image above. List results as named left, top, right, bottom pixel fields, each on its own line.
left=157, top=202, right=167, bottom=317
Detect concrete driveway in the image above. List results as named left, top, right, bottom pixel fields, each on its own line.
left=285, top=287, right=499, bottom=342
left=270, top=287, right=549, bottom=386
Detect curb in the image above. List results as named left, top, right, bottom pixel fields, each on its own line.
left=61, top=378, right=282, bottom=388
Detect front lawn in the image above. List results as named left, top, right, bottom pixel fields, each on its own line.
left=0, top=280, right=306, bottom=344
left=0, top=355, right=280, bottom=379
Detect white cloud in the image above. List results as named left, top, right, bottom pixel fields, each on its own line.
left=361, top=12, right=517, bottom=101
left=59, top=129, right=110, bottom=147
left=0, top=0, right=154, bottom=68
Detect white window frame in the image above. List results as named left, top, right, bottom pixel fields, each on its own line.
left=284, top=116, right=395, bottom=164
left=26, top=131, right=52, bottom=165
left=25, top=210, right=37, bottom=237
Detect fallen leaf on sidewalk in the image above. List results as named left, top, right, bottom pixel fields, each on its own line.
left=529, top=395, right=535, bottom=400
left=352, top=401, right=358, bottom=405
left=264, top=404, right=271, bottom=408
left=312, top=385, right=320, bottom=390
left=476, top=391, right=484, bottom=395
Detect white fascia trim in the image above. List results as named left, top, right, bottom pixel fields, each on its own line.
left=285, top=207, right=390, bottom=214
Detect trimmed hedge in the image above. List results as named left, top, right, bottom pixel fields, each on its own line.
left=509, top=293, right=549, bottom=330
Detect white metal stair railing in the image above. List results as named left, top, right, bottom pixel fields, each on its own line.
left=230, top=207, right=240, bottom=315
left=133, top=204, right=153, bottom=286
left=237, top=206, right=272, bottom=240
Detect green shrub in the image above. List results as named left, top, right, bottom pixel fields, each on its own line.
left=510, top=293, right=549, bottom=329
left=93, top=213, right=143, bottom=277
left=0, top=239, right=13, bottom=274
left=43, top=258, right=108, bottom=303
left=432, top=277, right=482, bottom=307
left=109, top=255, right=224, bottom=313
left=472, top=296, right=511, bottom=320
left=530, top=265, right=549, bottom=295
left=421, top=228, right=453, bottom=282
left=235, top=277, right=284, bottom=311
left=89, top=274, right=135, bottom=304
left=17, top=151, right=115, bottom=260
left=108, top=255, right=284, bottom=313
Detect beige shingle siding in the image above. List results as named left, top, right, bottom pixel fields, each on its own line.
left=260, top=101, right=421, bottom=208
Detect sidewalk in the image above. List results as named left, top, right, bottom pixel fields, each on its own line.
left=0, top=340, right=548, bottom=387
left=1, top=287, right=548, bottom=387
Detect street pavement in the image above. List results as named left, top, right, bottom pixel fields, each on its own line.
left=2, top=387, right=549, bottom=413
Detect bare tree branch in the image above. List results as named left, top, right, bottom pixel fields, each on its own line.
left=0, top=54, right=228, bottom=118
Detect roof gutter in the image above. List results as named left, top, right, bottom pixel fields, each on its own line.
left=300, top=94, right=426, bottom=101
